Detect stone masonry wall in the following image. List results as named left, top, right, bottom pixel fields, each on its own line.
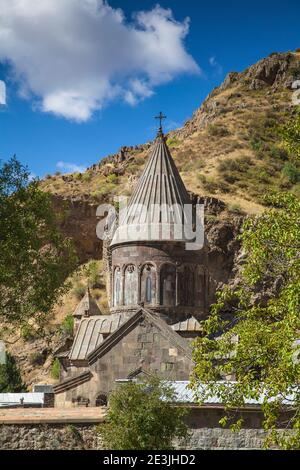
left=0, top=423, right=271, bottom=450
left=0, top=424, right=103, bottom=450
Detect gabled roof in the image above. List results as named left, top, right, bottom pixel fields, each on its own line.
left=87, top=307, right=193, bottom=365
left=53, top=371, right=92, bottom=394
left=111, top=132, right=191, bottom=246
left=126, top=366, right=155, bottom=380
left=69, top=313, right=129, bottom=361
left=72, top=289, right=102, bottom=318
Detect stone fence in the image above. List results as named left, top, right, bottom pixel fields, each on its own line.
left=0, top=405, right=279, bottom=450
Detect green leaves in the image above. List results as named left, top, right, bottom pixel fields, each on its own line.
left=0, top=157, right=77, bottom=335
left=99, top=379, right=189, bottom=450
left=191, top=189, right=300, bottom=448
left=0, top=352, right=25, bottom=392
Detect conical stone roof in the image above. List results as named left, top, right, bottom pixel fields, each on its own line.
left=111, top=131, right=192, bottom=246
left=72, top=289, right=102, bottom=318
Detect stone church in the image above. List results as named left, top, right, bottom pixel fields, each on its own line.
left=54, top=121, right=211, bottom=407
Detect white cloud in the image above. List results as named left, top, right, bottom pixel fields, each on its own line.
left=0, top=1, right=200, bottom=121
left=0, top=80, right=6, bottom=105
left=209, top=56, right=223, bottom=76
left=56, top=161, right=87, bottom=174
left=124, top=79, right=154, bottom=106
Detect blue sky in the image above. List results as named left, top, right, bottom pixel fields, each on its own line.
left=0, top=0, right=299, bottom=177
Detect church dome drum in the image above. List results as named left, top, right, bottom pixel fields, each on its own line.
left=108, top=120, right=209, bottom=321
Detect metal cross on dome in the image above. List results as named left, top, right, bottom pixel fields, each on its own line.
left=155, top=111, right=167, bottom=134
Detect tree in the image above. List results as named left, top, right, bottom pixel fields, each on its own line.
left=99, top=379, right=189, bottom=450
left=0, top=352, right=25, bottom=392
left=0, top=157, right=77, bottom=337
left=191, top=114, right=300, bottom=449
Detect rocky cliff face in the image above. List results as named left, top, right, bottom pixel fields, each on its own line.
left=173, top=52, right=298, bottom=139
left=52, top=195, right=102, bottom=263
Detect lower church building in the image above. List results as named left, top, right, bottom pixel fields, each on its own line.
left=54, top=123, right=211, bottom=407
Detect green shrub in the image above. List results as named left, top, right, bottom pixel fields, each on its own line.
left=107, top=173, right=118, bottom=184
left=222, top=172, right=239, bottom=184
left=98, top=378, right=189, bottom=450
left=269, top=145, right=288, bottom=161
left=166, top=137, right=180, bottom=148
left=91, top=189, right=105, bottom=200
left=82, top=172, right=92, bottom=182
left=73, top=284, right=86, bottom=300
left=51, top=358, right=60, bottom=380
left=87, top=260, right=102, bottom=289
left=61, top=314, right=74, bottom=336
left=198, top=174, right=219, bottom=193
left=218, top=156, right=252, bottom=174
left=282, top=162, right=300, bottom=184
left=250, top=138, right=263, bottom=152
left=20, top=325, right=38, bottom=342
left=208, top=124, right=230, bottom=137
left=0, top=352, right=25, bottom=392
left=255, top=169, right=270, bottom=183
left=127, top=163, right=141, bottom=174
left=228, top=203, right=245, bottom=215
left=91, top=182, right=118, bottom=200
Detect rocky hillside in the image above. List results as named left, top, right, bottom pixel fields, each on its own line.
left=40, top=51, right=300, bottom=259
left=8, top=51, right=300, bottom=388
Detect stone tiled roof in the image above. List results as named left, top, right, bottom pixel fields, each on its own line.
left=69, top=309, right=200, bottom=363
left=87, top=308, right=193, bottom=365
left=69, top=314, right=128, bottom=361
left=111, top=132, right=191, bottom=246
left=72, top=289, right=102, bottom=318
left=171, top=317, right=202, bottom=332
left=53, top=371, right=92, bottom=394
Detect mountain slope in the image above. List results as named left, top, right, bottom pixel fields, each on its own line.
left=42, top=51, right=300, bottom=215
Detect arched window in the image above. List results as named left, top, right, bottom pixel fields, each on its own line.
left=113, top=267, right=121, bottom=306
left=146, top=276, right=152, bottom=303
left=160, top=264, right=176, bottom=306
left=141, top=264, right=156, bottom=305
left=124, top=265, right=138, bottom=306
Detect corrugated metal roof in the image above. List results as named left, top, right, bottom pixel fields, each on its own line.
left=0, top=393, right=44, bottom=406
left=166, top=381, right=296, bottom=406
left=69, top=314, right=126, bottom=361
left=171, top=317, right=202, bottom=332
